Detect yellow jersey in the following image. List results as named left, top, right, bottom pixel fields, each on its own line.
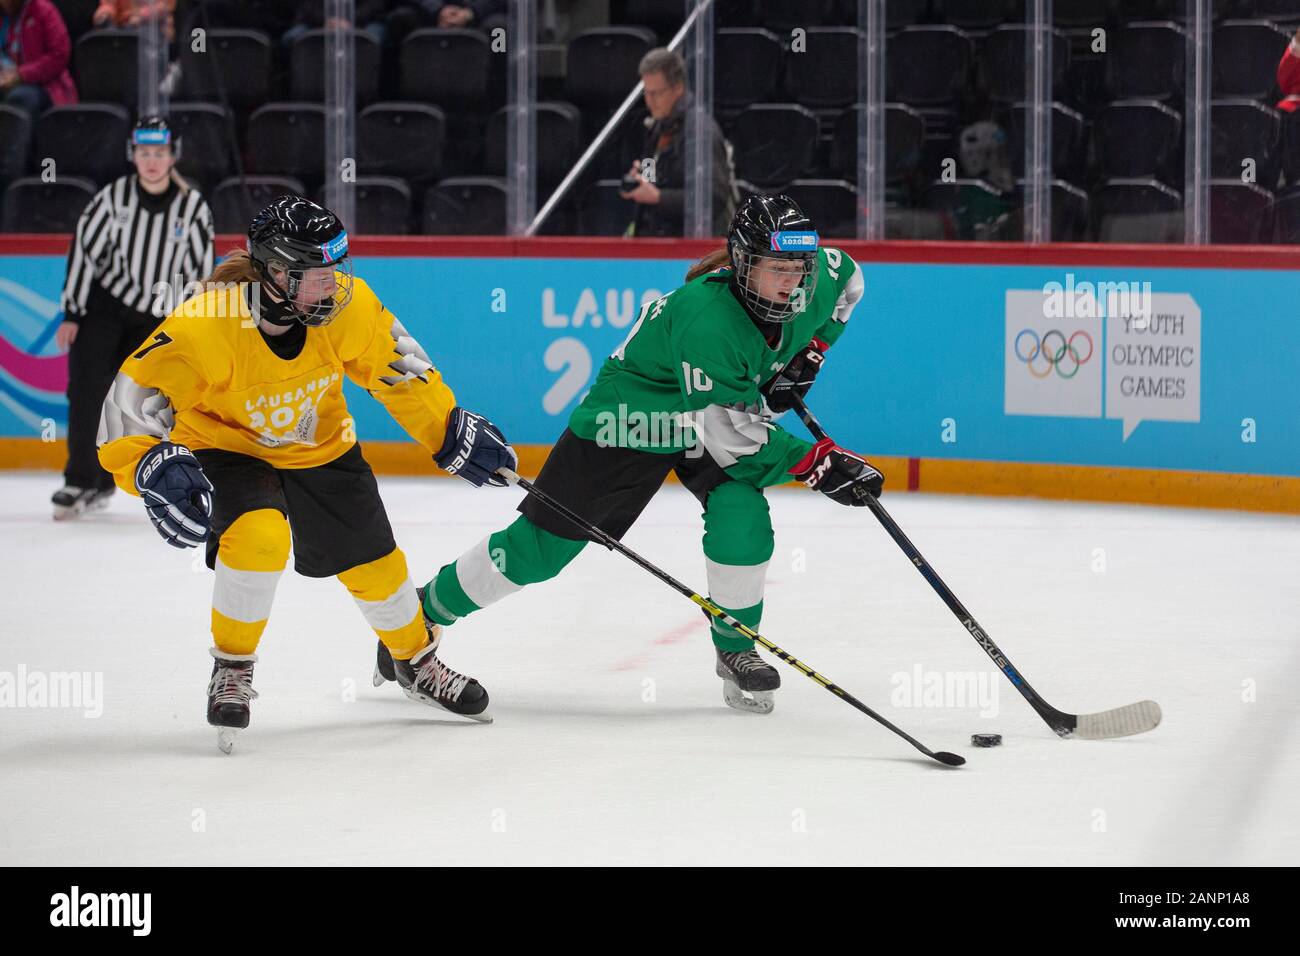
left=97, top=275, right=456, bottom=494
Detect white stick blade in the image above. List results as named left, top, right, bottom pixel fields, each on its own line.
left=1074, top=700, right=1162, bottom=739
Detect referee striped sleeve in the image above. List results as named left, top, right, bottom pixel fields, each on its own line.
left=61, top=185, right=114, bottom=320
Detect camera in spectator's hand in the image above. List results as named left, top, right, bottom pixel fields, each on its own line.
left=621, top=173, right=640, bottom=194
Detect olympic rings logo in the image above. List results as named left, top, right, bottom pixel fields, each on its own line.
left=1014, top=328, right=1094, bottom=379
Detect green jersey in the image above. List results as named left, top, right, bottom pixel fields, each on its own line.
left=568, top=247, right=864, bottom=487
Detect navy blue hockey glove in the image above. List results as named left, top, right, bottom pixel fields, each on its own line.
left=436, top=407, right=517, bottom=487
left=763, top=338, right=828, bottom=414
left=134, top=441, right=214, bottom=548
left=789, top=438, right=883, bottom=506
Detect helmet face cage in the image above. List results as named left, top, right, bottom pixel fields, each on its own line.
left=730, top=243, right=819, bottom=324
left=261, top=257, right=354, bottom=327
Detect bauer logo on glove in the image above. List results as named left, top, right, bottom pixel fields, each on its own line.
left=134, top=441, right=214, bottom=548
left=436, top=407, right=518, bottom=487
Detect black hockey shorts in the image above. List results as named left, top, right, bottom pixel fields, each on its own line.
left=517, top=427, right=734, bottom=542
left=194, top=443, right=397, bottom=577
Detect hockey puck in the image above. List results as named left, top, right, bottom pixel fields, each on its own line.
left=971, top=733, right=1002, bottom=747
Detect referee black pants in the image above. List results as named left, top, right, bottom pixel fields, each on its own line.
left=63, top=287, right=162, bottom=489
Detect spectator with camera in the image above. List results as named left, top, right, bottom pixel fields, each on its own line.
left=620, top=47, right=736, bottom=237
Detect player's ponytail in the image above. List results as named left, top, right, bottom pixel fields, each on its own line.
left=685, top=247, right=732, bottom=282
left=203, top=250, right=260, bottom=287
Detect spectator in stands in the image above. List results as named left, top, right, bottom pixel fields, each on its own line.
left=0, top=0, right=77, bottom=117
left=92, top=1, right=176, bottom=42
left=951, top=120, right=1014, bottom=240
left=620, top=47, right=736, bottom=237
left=183, top=0, right=297, bottom=37
left=282, top=1, right=391, bottom=48
left=386, top=0, right=506, bottom=48
left=1277, top=27, right=1300, bottom=114
left=1274, top=29, right=1300, bottom=186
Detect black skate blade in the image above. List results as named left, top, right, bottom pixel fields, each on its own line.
left=399, top=685, right=493, bottom=723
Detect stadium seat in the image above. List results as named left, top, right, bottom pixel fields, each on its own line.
left=320, top=178, right=414, bottom=235
left=1093, top=100, right=1182, bottom=179
left=1, top=176, right=97, bottom=233
left=73, top=29, right=137, bottom=109
left=1209, top=180, right=1272, bottom=243
left=1212, top=21, right=1291, bottom=100
left=1107, top=22, right=1186, bottom=101
left=358, top=103, right=447, bottom=185
left=34, top=105, right=130, bottom=186
left=999, top=102, right=1086, bottom=180
left=169, top=103, right=236, bottom=195
left=289, top=29, right=383, bottom=106
left=1092, top=178, right=1182, bottom=242
left=180, top=30, right=273, bottom=114
left=883, top=0, right=929, bottom=31
left=211, top=177, right=309, bottom=234
left=831, top=104, right=926, bottom=185
left=422, top=177, right=507, bottom=234
left=1012, top=178, right=1091, bottom=241
left=400, top=29, right=495, bottom=112
left=1210, top=99, right=1281, bottom=187
left=783, top=179, right=858, bottom=238
left=944, top=0, right=1025, bottom=33
left=715, top=29, right=783, bottom=109
left=783, top=28, right=861, bottom=109
left=564, top=28, right=657, bottom=112
left=619, top=0, right=685, bottom=42
left=887, top=26, right=976, bottom=107
left=0, top=106, right=32, bottom=186
left=980, top=26, right=1069, bottom=103
left=1052, top=0, right=1111, bottom=30
left=246, top=104, right=327, bottom=186
left=753, top=1, right=844, bottom=33
left=484, top=102, right=582, bottom=197
left=729, top=104, right=820, bottom=186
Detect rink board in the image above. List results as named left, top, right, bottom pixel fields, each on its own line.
left=1, top=236, right=1296, bottom=511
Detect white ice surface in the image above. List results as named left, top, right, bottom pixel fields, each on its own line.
left=1, top=471, right=1297, bottom=866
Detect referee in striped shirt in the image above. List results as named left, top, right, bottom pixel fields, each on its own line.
left=52, top=115, right=214, bottom=520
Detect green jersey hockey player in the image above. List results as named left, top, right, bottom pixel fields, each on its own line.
left=378, top=194, right=880, bottom=713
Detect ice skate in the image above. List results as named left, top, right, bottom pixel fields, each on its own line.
left=376, top=585, right=491, bottom=722
left=207, top=648, right=258, bottom=754
left=51, top=485, right=113, bottom=521
left=716, top=646, right=780, bottom=714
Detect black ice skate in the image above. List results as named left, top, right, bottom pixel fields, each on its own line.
left=716, top=646, right=780, bottom=714
left=51, top=485, right=113, bottom=521
left=374, top=585, right=491, bottom=722
left=207, top=648, right=258, bottom=754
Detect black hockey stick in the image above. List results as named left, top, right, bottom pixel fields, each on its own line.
left=788, top=395, right=1161, bottom=740
left=498, top=467, right=964, bottom=767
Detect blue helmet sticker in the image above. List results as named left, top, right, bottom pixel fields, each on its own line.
left=133, top=128, right=171, bottom=146
left=322, top=231, right=349, bottom=264
left=770, top=230, right=819, bottom=252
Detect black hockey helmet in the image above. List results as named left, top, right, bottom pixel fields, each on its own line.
left=247, top=195, right=353, bottom=327
left=127, top=115, right=180, bottom=161
left=727, top=194, right=820, bottom=324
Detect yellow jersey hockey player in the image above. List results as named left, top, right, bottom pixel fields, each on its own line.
left=96, top=196, right=518, bottom=753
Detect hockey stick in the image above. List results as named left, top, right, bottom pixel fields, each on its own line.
left=788, top=396, right=1161, bottom=740
left=498, top=468, right=964, bottom=767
